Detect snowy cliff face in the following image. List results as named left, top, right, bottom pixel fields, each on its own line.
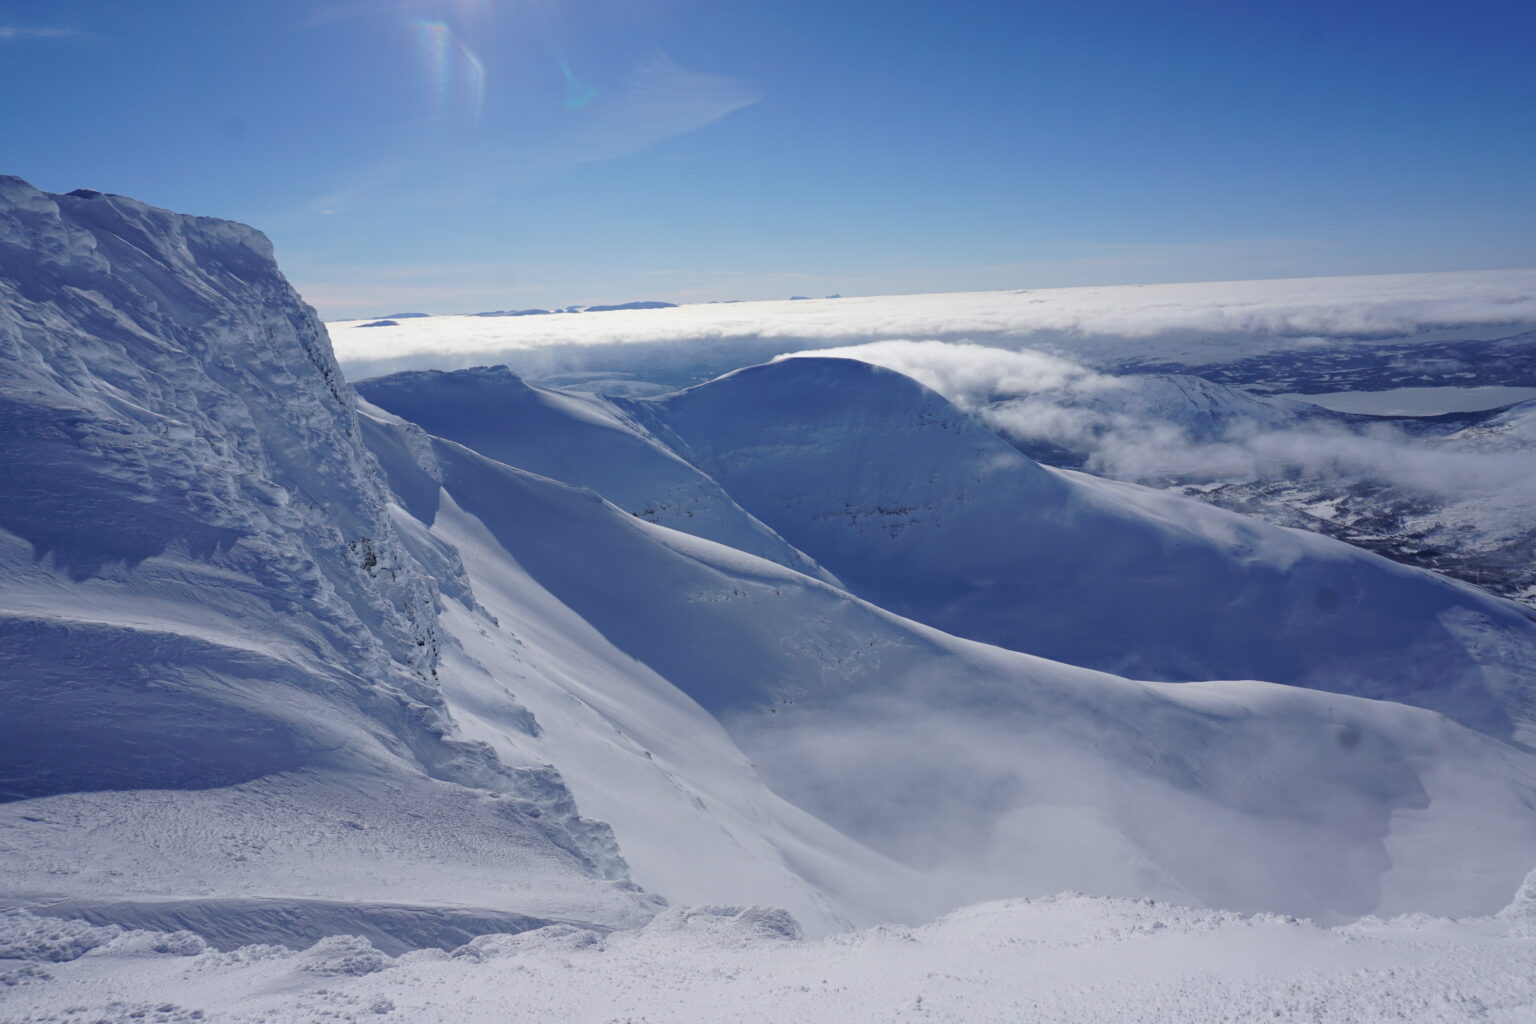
left=0, top=176, right=456, bottom=790
left=0, top=178, right=646, bottom=927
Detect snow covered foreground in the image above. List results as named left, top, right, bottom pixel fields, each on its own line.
left=5, top=891, right=1536, bottom=1024
left=5, top=178, right=1536, bottom=1020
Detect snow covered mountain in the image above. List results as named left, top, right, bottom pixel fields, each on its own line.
left=627, top=357, right=1536, bottom=737
left=769, top=340, right=1353, bottom=469
left=983, top=371, right=1346, bottom=467
left=797, top=341, right=1536, bottom=610
left=354, top=367, right=833, bottom=582
left=352, top=361, right=1536, bottom=918
left=0, top=179, right=913, bottom=939
left=0, top=177, right=678, bottom=939
left=356, top=380, right=1536, bottom=924
left=3, top=177, right=1536, bottom=986
left=359, top=359, right=1536, bottom=736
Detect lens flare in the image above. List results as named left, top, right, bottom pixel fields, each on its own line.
left=413, top=19, right=485, bottom=124
left=561, top=60, right=597, bottom=109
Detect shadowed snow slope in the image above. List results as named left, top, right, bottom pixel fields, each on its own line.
left=354, top=366, right=833, bottom=582
left=354, top=402, right=937, bottom=934
left=632, top=358, right=1536, bottom=738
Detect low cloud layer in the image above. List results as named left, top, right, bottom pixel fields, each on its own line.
left=786, top=338, right=1531, bottom=481
left=727, top=668, right=1533, bottom=923
left=329, top=269, right=1536, bottom=384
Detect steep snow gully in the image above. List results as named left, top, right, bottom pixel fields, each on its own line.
left=3, top=178, right=1536, bottom=1019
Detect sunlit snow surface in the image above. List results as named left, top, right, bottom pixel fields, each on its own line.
left=5, top=889, right=1536, bottom=1023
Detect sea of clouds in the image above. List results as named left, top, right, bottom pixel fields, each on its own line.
left=329, top=270, right=1536, bottom=384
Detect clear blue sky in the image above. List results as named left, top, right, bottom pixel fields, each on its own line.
left=3, top=0, right=1534, bottom=318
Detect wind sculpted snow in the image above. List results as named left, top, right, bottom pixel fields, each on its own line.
left=7, top=894, right=1536, bottom=1023
left=0, top=177, right=655, bottom=931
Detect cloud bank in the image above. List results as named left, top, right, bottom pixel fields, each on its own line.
left=779, top=338, right=1536, bottom=503
left=329, top=269, right=1536, bottom=383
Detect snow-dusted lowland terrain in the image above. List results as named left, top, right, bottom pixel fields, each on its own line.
left=4, top=177, right=1536, bottom=1022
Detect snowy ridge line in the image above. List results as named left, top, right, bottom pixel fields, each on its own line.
left=354, top=366, right=837, bottom=582
left=627, top=355, right=1536, bottom=737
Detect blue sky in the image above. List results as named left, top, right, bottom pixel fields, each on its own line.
left=3, top=0, right=1534, bottom=318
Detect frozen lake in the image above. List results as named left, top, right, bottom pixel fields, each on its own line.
left=1285, top=385, right=1536, bottom=416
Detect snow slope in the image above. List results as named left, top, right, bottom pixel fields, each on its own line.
left=978, top=371, right=1342, bottom=468
left=351, top=397, right=1536, bottom=923
left=354, top=402, right=935, bottom=934
left=353, top=355, right=1536, bottom=738
left=354, top=367, right=833, bottom=581
left=632, top=357, right=1536, bottom=738
left=1445, top=397, right=1536, bottom=452
left=788, top=341, right=1536, bottom=608
left=770, top=338, right=1352, bottom=467
left=0, top=177, right=929, bottom=940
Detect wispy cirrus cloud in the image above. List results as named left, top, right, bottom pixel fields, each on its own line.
left=297, top=50, right=759, bottom=218
left=560, top=50, right=760, bottom=166
left=0, top=25, right=83, bottom=41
